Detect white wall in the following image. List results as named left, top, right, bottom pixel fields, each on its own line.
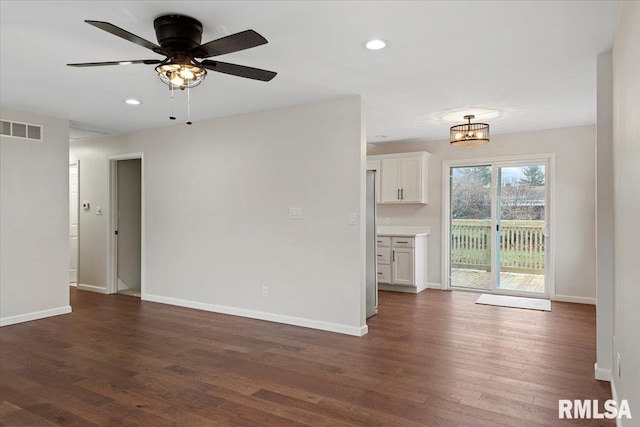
left=1, top=108, right=71, bottom=326
left=611, top=0, right=640, bottom=422
left=595, top=52, right=614, bottom=380
left=369, top=125, right=596, bottom=302
left=70, top=96, right=367, bottom=335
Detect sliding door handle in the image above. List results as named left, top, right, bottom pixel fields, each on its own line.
left=397, top=189, right=400, bottom=200
left=392, top=250, right=395, bottom=262
left=401, top=189, right=404, bottom=200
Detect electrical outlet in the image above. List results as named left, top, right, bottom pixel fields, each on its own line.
left=348, top=212, right=357, bottom=225
left=262, top=285, right=268, bottom=297
left=289, top=207, right=303, bottom=219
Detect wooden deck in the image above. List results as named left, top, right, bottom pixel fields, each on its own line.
left=451, top=268, right=545, bottom=293
left=0, top=288, right=610, bottom=426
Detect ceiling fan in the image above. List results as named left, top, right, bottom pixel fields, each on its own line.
left=68, top=15, right=277, bottom=90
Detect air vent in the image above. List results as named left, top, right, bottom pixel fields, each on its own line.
left=0, top=120, right=43, bottom=141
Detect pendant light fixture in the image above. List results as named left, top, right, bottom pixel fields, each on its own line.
left=450, top=115, right=490, bottom=146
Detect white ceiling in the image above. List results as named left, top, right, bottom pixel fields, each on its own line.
left=0, top=1, right=620, bottom=143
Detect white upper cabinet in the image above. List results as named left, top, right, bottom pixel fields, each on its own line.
left=368, top=152, right=430, bottom=204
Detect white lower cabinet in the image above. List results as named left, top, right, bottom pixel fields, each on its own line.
left=391, top=247, right=414, bottom=285
left=377, top=264, right=391, bottom=283
left=376, top=234, right=427, bottom=292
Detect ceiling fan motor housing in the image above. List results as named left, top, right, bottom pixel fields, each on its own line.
left=154, top=15, right=203, bottom=55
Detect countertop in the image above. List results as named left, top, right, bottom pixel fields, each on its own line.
left=377, top=226, right=430, bottom=237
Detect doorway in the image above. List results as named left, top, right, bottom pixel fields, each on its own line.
left=108, top=155, right=144, bottom=297
left=444, top=155, right=554, bottom=298
left=69, top=161, right=79, bottom=285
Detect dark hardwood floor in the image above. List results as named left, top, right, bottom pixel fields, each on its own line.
left=1, top=288, right=612, bottom=426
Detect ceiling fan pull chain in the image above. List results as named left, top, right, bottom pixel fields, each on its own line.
left=169, top=84, right=176, bottom=120
left=186, top=83, right=192, bottom=125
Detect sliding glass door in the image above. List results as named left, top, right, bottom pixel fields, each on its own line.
left=447, top=159, right=550, bottom=297
left=496, top=165, right=546, bottom=294
left=450, top=166, right=492, bottom=290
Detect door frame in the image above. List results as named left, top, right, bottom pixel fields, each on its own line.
left=442, top=154, right=556, bottom=299
left=69, top=160, right=80, bottom=285
left=107, top=153, right=145, bottom=296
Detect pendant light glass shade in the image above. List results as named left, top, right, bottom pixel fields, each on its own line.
left=155, top=63, right=206, bottom=89
left=450, top=115, right=490, bottom=146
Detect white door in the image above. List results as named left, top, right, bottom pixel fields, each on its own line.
left=116, top=159, right=142, bottom=293
left=392, top=247, right=414, bottom=285
left=69, top=162, right=79, bottom=283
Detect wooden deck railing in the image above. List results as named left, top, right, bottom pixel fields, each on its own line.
left=451, top=219, right=545, bottom=274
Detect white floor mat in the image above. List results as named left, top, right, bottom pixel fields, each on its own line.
left=476, top=294, right=551, bottom=311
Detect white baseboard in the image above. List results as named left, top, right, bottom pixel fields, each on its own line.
left=427, top=282, right=442, bottom=290
left=595, top=362, right=612, bottom=381
left=69, top=282, right=77, bottom=287
left=142, top=294, right=368, bottom=337
left=77, top=283, right=108, bottom=294
left=0, top=305, right=72, bottom=327
left=379, top=283, right=422, bottom=294
left=552, top=294, right=596, bottom=305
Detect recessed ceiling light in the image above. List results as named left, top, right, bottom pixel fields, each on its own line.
left=124, top=99, right=141, bottom=105
left=119, top=61, right=133, bottom=65
left=364, top=39, right=388, bottom=50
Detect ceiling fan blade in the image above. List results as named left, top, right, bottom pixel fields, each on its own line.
left=193, top=30, right=267, bottom=58
left=67, top=59, right=162, bottom=67
left=201, top=60, right=277, bottom=81
left=85, top=20, right=165, bottom=54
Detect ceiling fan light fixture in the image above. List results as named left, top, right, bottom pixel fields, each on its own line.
left=450, top=115, right=490, bottom=146
left=155, top=62, right=206, bottom=89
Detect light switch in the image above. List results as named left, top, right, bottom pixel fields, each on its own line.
left=348, top=212, right=357, bottom=225
left=96, top=206, right=102, bottom=215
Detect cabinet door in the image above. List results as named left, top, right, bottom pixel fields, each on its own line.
left=380, top=158, right=401, bottom=203
left=392, top=247, right=414, bottom=285
left=400, top=157, right=422, bottom=202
